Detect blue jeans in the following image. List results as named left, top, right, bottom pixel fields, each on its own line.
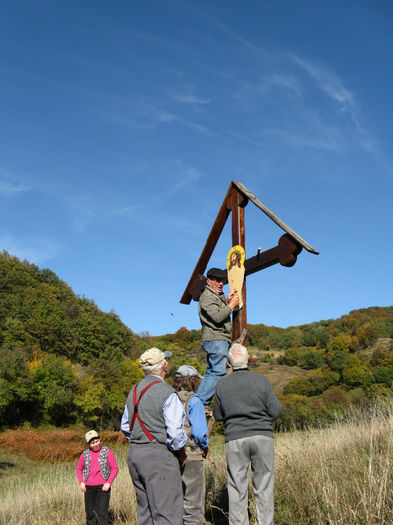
left=197, top=340, right=230, bottom=406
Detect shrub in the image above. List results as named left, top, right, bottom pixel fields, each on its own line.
left=371, top=366, right=393, bottom=388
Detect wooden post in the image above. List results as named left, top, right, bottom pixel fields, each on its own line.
left=227, top=188, right=248, bottom=344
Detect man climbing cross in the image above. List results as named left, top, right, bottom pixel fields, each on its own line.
left=196, top=267, right=239, bottom=407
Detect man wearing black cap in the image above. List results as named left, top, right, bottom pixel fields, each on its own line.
left=196, top=267, right=239, bottom=406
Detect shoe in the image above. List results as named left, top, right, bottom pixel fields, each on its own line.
left=204, top=406, right=213, bottom=418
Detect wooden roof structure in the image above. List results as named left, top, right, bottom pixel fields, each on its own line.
left=180, top=181, right=319, bottom=343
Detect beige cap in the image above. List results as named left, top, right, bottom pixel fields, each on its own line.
left=85, top=430, right=99, bottom=443
left=139, top=347, right=172, bottom=366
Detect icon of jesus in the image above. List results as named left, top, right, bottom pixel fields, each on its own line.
left=226, top=245, right=245, bottom=309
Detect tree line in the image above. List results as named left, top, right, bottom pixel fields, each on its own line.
left=1, top=251, right=392, bottom=431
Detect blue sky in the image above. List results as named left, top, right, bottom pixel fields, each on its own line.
left=1, top=0, right=392, bottom=336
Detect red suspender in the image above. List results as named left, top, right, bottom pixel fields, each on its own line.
left=130, top=381, right=161, bottom=441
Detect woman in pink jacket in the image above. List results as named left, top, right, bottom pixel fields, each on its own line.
left=76, top=430, right=119, bottom=525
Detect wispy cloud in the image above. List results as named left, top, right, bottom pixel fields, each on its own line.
left=106, top=205, right=138, bottom=218
left=292, top=55, right=355, bottom=111
left=67, top=195, right=95, bottom=234
left=259, top=73, right=303, bottom=99
left=172, top=93, right=211, bottom=105
left=102, top=160, right=203, bottom=226
left=0, top=233, right=60, bottom=264
left=291, top=55, right=381, bottom=155
left=170, top=161, right=202, bottom=192
left=0, top=177, right=30, bottom=195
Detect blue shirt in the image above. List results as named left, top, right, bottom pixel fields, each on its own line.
left=188, top=395, right=209, bottom=450
left=121, top=376, right=187, bottom=451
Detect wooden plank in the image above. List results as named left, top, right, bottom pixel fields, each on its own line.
left=232, top=181, right=319, bottom=255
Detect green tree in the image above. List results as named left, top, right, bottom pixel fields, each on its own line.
left=2, top=317, right=37, bottom=352
left=75, top=375, right=106, bottom=426
left=284, top=369, right=339, bottom=397
left=371, top=366, right=393, bottom=387
left=276, top=394, right=316, bottom=430
left=77, top=357, right=144, bottom=428
left=326, top=334, right=357, bottom=354
left=298, top=350, right=324, bottom=370
left=31, top=353, right=79, bottom=425
left=356, top=322, right=378, bottom=348
left=327, top=350, right=348, bottom=372
left=0, top=347, right=35, bottom=427
left=370, top=346, right=393, bottom=367
left=342, top=365, right=371, bottom=388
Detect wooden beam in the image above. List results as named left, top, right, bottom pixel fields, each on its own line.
left=226, top=187, right=248, bottom=343
left=180, top=183, right=235, bottom=305
left=244, top=234, right=302, bottom=275
left=183, top=234, right=302, bottom=303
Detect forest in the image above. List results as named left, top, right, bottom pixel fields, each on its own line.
left=1, top=250, right=393, bottom=431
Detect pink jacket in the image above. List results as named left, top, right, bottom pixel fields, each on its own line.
left=76, top=445, right=118, bottom=486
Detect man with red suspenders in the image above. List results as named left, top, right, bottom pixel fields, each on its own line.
left=121, top=347, right=187, bottom=525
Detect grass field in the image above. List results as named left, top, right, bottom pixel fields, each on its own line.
left=2, top=398, right=393, bottom=524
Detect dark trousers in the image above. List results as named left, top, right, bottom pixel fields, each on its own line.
left=84, top=485, right=111, bottom=525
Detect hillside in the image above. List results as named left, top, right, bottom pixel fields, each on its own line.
left=0, top=251, right=147, bottom=428
left=149, top=308, right=393, bottom=430
left=1, top=250, right=393, bottom=431
left=0, top=251, right=146, bottom=363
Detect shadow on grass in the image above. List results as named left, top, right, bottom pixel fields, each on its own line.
left=0, top=461, right=16, bottom=475
left=206, top=487, right=229, bottom=525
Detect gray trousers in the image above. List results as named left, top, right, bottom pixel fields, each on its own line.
left=181, top=459, right=205, bottom=524
left=127, top=442, right=183, bottom=525
left=226, top=435, right=275, bottom=525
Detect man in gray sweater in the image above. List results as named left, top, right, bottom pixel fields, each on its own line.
left=197, top=267, right=239, bottom=407
left=213, top=343, right=282, bottom=525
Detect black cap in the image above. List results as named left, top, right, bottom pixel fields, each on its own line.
left=206, top=267, right=227, bottom=281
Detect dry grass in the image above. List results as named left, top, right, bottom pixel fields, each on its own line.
left=0, top=438, right=225, bottom=525
left=2, top=400, right=393, bottom=524
left=274, top=399, right=393, bottom=524
left=0, top=429, right=127, bottom=462
left=0, top=445, right=137, bottom=525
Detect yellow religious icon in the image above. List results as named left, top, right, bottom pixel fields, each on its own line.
left=226, top=245, right=245, bottom=309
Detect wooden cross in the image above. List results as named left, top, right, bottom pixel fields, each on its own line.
left=180, top=181, right=319, bottom=344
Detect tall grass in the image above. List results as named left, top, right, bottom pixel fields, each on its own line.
left=0, top=446, right=137, bottom=525
left=274, top=398, right=393, bottom=524
left=1, top=398, right=393, bottom=524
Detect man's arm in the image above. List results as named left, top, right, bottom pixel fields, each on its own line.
left=188, top=396, right=209, bottom=450
left=212, top=386, right=223, bottom=422
left=162, top=392, right=187, bottom=451
left=120, top=405, right=131, bottom=441
left=264, top=379, right=283, bottom=420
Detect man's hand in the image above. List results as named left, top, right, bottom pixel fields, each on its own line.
left=102, top=483, right=111, bottom=492
left=202, top=447, right=210, bottom=459
left=227, top=290, right=240, bottom=310
left=79, top=482, right=86, bottom=493
left=177, top=447, right=187, bottom=468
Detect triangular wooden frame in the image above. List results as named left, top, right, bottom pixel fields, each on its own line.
left=180, top=180, right=319, bottom=342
